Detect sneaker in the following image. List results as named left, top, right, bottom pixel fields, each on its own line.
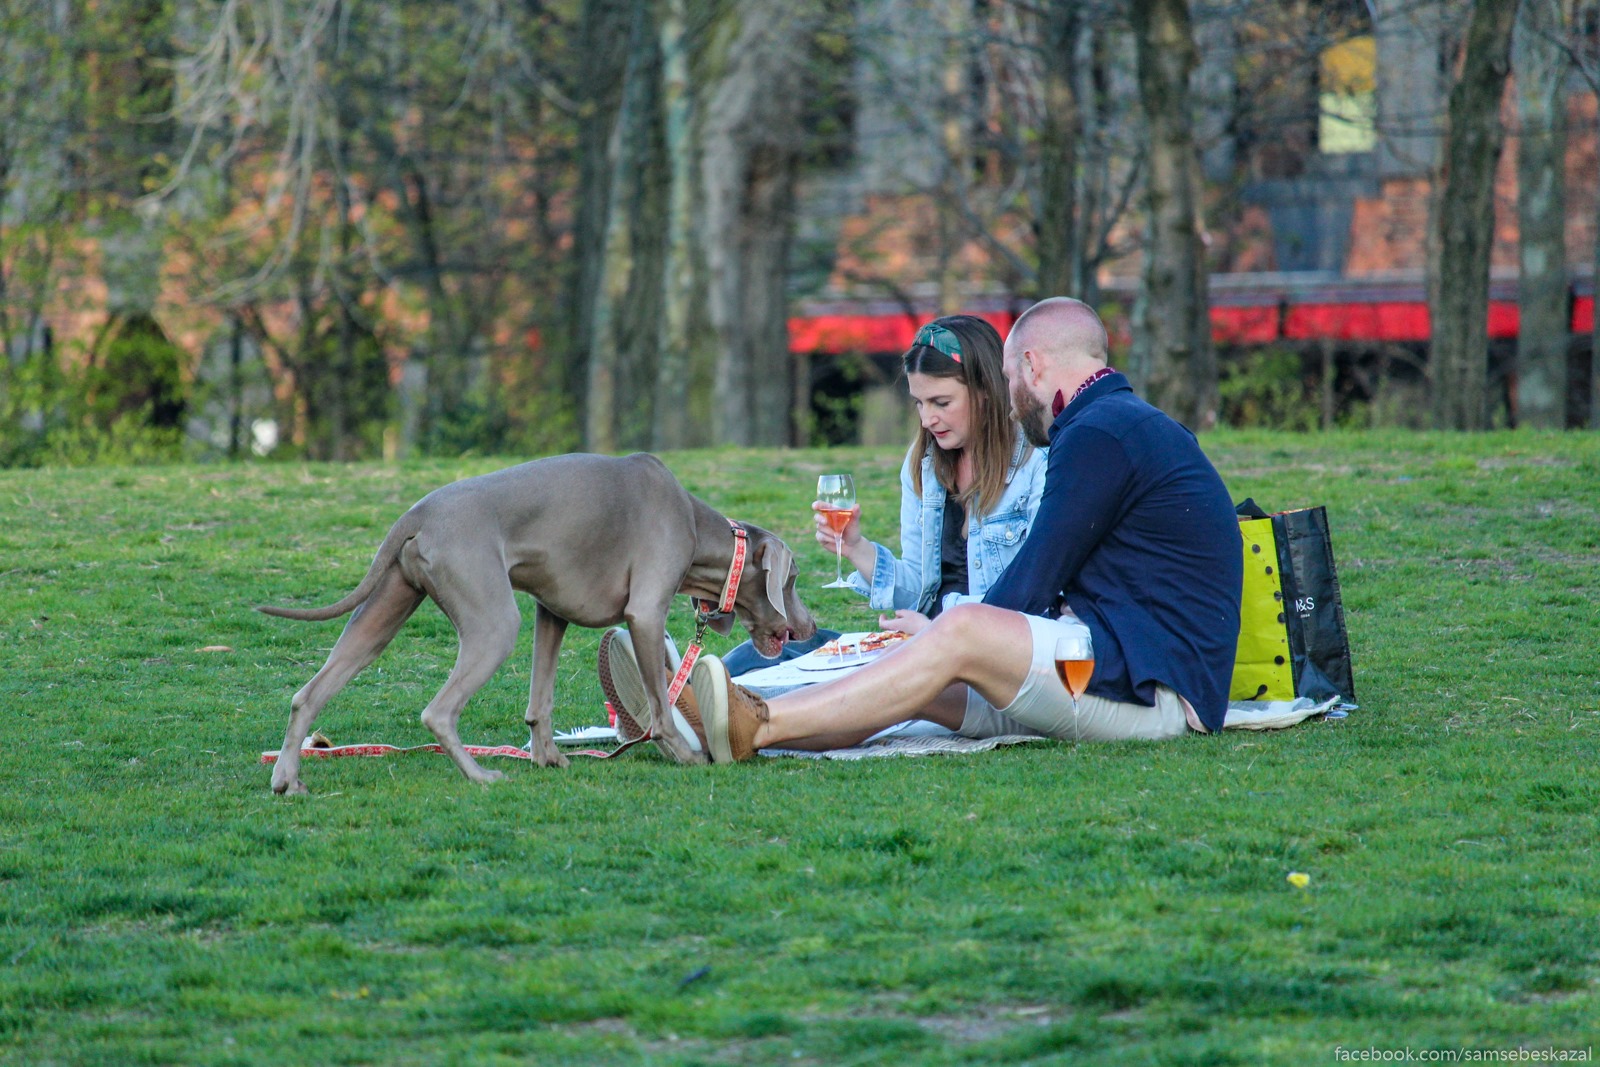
left=597, top=628, right=707, bottom=760
left=667, top=676, right=710, bottom=761
left=690, top=654, right=770, bottom=763
left=597, top=628, right=651, bottom=743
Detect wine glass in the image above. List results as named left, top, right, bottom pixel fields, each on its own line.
left=816, top=473, right=856, bottom=589
left=1053, top=627, right=1094, bottom=703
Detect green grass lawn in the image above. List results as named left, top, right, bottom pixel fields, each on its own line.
left=2, top=431, right=1597, bottom=1065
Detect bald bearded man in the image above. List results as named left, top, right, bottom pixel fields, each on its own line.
left=602, top=297, right=1245, bottom=761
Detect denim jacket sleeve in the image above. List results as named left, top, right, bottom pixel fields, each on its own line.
left=845, top=454, right=938, bottom=612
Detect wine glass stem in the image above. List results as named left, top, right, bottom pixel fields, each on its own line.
left=834, top=542, right=843, bottom=584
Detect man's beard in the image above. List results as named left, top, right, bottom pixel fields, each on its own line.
left=1013, top=381, right=1052, bottom=448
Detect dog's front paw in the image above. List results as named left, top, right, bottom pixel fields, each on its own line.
left=652, top=732, right=708, bottom=766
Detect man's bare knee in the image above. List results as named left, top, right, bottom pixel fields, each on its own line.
left=919, top=604, right=1034, bottom=706
left=922, top=603, right=1018, bottom=664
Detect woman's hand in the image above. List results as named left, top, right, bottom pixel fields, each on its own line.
left=812, top=501, right=861, bottom=552
left=878, top=609, right=930, bottom=636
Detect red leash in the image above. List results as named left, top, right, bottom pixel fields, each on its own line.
left=258, top=742, right=624, bottom=764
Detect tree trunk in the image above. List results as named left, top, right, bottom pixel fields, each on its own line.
left=1130, top=0, right=1215, bottom=429
left=1592, top=197, right=1600, bottom=429
left=699, top=0, right=812, bottom=447
left=937, top=0, right=971, bottom=314
left=586, top=1, right=660, bottom=453
left=653, top=0, right=695, bottom=450
left=1593, top=115, right=1600, bottom=429
left=1036, top=0, right=1083, bottom=300
left=1513, top=0, right=1571, bottom=428
left=574, top=0, right=812, bottom=451
left=1430, top=0, right=1519, bottom=431
left=95, top=0, right=174, bottom=337
left=569, top=0, right=638, bottom=448
left=1072, top=24, right=1108, bottom=305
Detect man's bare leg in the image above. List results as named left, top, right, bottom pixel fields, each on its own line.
left=764, top=682, right=973, bottom=751
left=751, top=604, right=1035, bottom=750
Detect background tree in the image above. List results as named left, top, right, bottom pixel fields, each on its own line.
left=1568, top=0, right=1600, bottom=427
left=575, top=0, right=822, bottom=451
left=0, top=2, right=74, bottom=380
left=1, top=0, right=193, bottom=462
left=1430, top=0, right=1520, bottom=431
left=1034, top=0, right=1086, bottom=300
left=700, top=0, right=822, bottom=446
left=842, top=2, right=1142, bottom=315
left=1029, top=0, right=1143, bottom=306
left=1513, top=0, right=1573, bottom=428
left=1129, top=0, right=1216, bottom=429
left=170, top=0, right=573, bottom=459
left=578, top=0, right=664, bottom=453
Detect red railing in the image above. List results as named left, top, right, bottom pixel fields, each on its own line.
left=788, top=278, right=1595, bottom=354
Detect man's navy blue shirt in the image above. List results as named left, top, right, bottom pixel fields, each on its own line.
left=983, top=372, right=1243, bottom=732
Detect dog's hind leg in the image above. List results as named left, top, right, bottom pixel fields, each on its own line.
left=523, top=603, right=571, bottom=768
left=272, top=568, right=424, bottom=795
left=420, top=564, right=522, bottom=784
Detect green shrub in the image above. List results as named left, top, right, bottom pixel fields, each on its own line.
left=1218, top=348, right=1318, bottom=431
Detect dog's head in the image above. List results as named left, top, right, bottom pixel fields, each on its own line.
left=712, top=524, right=817, bottom=657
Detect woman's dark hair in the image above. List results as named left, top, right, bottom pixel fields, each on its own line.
left=903, top=314, right=1029, bottom=521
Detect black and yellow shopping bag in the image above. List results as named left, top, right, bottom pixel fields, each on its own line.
left=1231, top=500, right=1355, bottom=704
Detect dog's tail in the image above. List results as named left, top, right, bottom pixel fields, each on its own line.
left=255, top=509, right=422, bottom=622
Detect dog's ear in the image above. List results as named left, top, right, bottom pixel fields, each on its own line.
left=759, top=537, right=793, bottom=620
left=708, top=613, right=736, bottom=636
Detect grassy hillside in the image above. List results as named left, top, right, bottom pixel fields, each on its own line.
left=3, top=431, right=1597, bottom=1064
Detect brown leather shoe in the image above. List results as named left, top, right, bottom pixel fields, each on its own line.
left=597, top=628, right=651, bottom=742
left=690, top=654, right=769, bottom=762
left=597, top=629, right=706, bottom=759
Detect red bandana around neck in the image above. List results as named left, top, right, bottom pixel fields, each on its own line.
left=1058, top=367, right=1115, bottom=416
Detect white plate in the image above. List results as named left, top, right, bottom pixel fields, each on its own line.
left=794, top=649, right=883, bottom=672
left=792, top=632, right=907, bottom=671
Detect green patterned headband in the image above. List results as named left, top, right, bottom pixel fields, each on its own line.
left=913, top=322, right=962, bottom=363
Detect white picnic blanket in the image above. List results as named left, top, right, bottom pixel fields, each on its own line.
left=1219, top=695, right=1345, bottom=729
left=759, top=718, right=1044, bottom=761
left=735, top=658, right=1346, bottom=759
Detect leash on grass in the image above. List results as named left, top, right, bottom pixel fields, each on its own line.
left=260, top=522, right=751, bottom=766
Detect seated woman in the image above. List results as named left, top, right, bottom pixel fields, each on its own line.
left=825, top=313, right=1047, bottom=634
left=718, top=313, right=1048, bottom=677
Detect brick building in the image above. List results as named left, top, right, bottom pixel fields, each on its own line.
left=789, top=1, right=1598, bottom=437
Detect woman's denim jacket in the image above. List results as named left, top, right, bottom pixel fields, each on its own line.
left=846, top=438, right=1048, bottom=615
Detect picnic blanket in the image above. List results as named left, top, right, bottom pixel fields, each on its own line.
left=737, top=659, right=1348, bottom=730
left=751, top=695, right=1345, bottom=759
left=760, top=718, right=1046, bottom=761
left=258, top=673, right=1347, bottom=768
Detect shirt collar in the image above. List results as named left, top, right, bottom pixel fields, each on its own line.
left=1048, top=369, right=1129, bottom=441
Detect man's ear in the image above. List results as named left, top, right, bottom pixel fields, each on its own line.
left=1023, top=350, right=1042, bottom=386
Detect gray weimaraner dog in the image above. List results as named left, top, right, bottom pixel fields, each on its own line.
left=259, top=452, right=815, bottom=794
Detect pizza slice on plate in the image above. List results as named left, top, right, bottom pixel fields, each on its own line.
left=815, top=630, right=911, bottom=657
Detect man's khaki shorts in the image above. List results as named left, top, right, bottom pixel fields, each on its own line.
left=959, top=614, right=1197, bottom=742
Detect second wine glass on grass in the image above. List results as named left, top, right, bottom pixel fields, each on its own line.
left=816, top=473, right=856, bottom=589
left=1053, top=628, right=1094, bottom=703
